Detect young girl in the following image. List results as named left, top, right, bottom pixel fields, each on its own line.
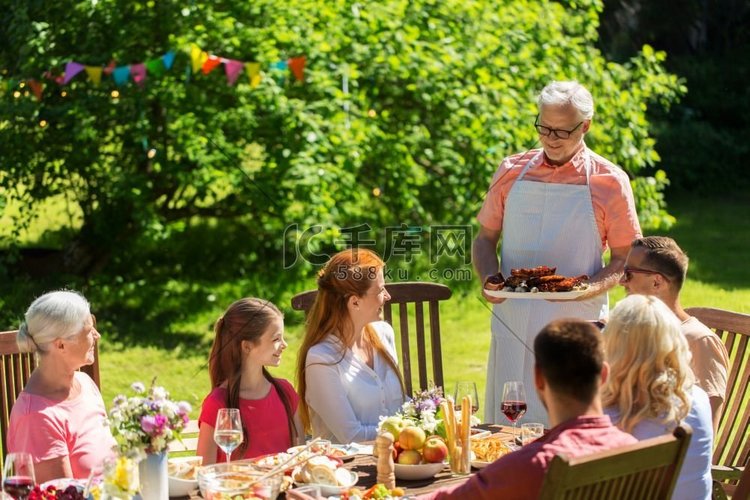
left=197, top=298, right=303, bottom=464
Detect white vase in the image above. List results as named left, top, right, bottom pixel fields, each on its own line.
left=137, top=452, right=168, bottom=500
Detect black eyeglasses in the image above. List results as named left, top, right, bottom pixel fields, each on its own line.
left=534, top=115, right=584, bottom=139
left=623, top=266, right=666, bottom=282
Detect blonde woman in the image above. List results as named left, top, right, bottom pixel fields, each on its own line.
left=602, top=295, right=712, bottom=500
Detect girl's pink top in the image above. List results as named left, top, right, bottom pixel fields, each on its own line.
left=199, top=379, right=299, bottom=460
left=8, top=371, right=117, bottom=479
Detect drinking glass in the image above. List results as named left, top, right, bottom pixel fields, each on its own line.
left=2, top=453, right=35, bottom=500
left=214, top=408, right=243, bottom=464
left=500, top=381, right=527, bottom=443
left=520, top=422, right=545, bottom=446
left=453, top=381, right=479, bottom=415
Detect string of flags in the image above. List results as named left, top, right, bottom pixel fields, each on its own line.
left=4, top=45, right=307, bottom=102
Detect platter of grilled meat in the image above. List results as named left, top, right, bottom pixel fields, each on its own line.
left=483, top=266, right=590, bottom=299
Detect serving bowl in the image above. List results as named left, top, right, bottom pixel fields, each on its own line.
left=197, top=462, right=280, bottom=500
left=394, top=462, right=446, bottom=480
left=168, top=456, right=203, bottom=497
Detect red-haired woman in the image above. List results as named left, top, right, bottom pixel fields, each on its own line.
left=296, top=248, right=406, bottom=444
left=197, top=298, right=303, bottom=464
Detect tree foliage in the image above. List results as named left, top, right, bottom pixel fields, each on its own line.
left=0, top=0, right=684, bottom=279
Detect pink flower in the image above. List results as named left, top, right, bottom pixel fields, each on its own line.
left=141, top=414, right=168, bottom=435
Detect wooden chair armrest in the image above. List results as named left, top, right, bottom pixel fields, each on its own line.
left=712, top=480, right=729, bottom=500
left=712, top=464, right=744, bottom=482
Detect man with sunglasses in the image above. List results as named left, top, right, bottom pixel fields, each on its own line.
left=620, top=236, right=729, bottom=430
left=473, top=81, right=641, bottom=425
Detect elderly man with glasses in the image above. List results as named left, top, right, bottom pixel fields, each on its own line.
left=620, top=236, right=729, bottom=430
left=473, top=81, right=641, bottom=425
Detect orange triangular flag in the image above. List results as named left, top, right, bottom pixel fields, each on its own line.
left=85, top=66, right=103, bottom=86
left=202, top=55, right=222, bottom=75
left=288, top=56, right=306, bottom=81
left=244, top=62, right=261, bottom=88
left=27, top=80, right=44, bottom=101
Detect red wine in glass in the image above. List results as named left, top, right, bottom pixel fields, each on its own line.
left=501, top=381, right=527, bottom=443
left=501, top=401, right=527, bottom=422
left=3, top=476, right=34, bottom=499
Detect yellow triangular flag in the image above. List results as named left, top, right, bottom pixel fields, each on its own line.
left=84, top=66, right=103, bottom=86
left=244, top=62, right=261, bottom=88
left=190, top=45, right=208, bottom=73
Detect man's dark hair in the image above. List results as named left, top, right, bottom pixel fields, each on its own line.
left=534, top=318, right=604, bottom=403
left=631, top=236, right=688, bottom=291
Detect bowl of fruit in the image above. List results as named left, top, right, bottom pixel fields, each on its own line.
left=387, top=424, right=449, bottom=480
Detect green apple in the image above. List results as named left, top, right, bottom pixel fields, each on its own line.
left=379, top=416, right=407, bottom=441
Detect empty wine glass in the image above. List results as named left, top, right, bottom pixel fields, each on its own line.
left=214, top=408, right=243, bottom=464
left=453, top=381, right=479, bottom=415
left=501, top=381, right=527, bottom=443
left=2, top=453, right=35, bottom=500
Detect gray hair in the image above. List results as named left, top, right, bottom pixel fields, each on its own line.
left=537, top=81, right=595, bottom=120
left=17, top=290, right=91, bottom=353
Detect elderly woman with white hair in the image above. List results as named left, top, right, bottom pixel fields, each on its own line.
left=473, top=80, right=642, bottom=424
left=8, top=290, right=116, bottom=484
left=602, top=294, right=713, bottom=500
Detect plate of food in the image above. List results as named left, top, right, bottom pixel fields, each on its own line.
left=470, top=434, right=514, bottom=470
left=292, top=456, right=358, bottom=496
left=484, top=267, right=589, bottom=300
left=330, top=443, right=373, bottom=461
left=168, top=455, right=203, bottom=497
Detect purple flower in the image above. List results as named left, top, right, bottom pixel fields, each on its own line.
left=141, top=414, right=168, bottom=435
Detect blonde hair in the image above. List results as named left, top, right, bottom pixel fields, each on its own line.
left=601, top=295, right=694, bottom=432
left=17, top=290, right=90, bottom=353
left=295, top=248, right=405, bottom=433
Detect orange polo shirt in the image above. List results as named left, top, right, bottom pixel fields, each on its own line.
left=477, top=145, right=642, bottom=250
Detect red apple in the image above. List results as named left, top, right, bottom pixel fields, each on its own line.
left=422, top=436, right=448, bottom=463
left=397, top=449, right=422, bottom=465
left=399, top=426, right=426, bottom=451
left=393, top=441, right=403, bottom=461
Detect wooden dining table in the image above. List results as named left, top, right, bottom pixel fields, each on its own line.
left=298, top=424, right=516, bottom=497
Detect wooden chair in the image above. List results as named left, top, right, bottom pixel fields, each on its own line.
left=291, top=282, right=452, bottom=396
left=0, top=329, right=101, bottom=464
left=539, top=425, right=692, bottom=500
left=168, top=418, right=201, bottom=456
left=685, top=307, right=750, bottom=498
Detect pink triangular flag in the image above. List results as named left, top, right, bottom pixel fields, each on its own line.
left=130, top=63, right=146, bottom=87
left=63, top=62, right=85, bottom=84
left=224, top=59, right=244, bottom=86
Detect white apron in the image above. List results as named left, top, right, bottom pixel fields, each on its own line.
left=484, top=149, right=608, bottom=426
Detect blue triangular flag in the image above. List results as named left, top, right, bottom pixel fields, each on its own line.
left=272, top=60, right=288, bottom=71
left=112, top=66, right=131, bottom=86
left=162, top=51, right=176, bottom=70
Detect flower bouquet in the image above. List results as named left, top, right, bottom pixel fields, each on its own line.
left=107, top=380, right=192, bottom=458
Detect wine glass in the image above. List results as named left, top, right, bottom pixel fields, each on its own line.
left=2, top=453, right=35, bottom=500
left=500, top=381, right=527, bottom=443
left=453, top=381, right=479, bottom=415
left=214, top=408, right=243, bottom=464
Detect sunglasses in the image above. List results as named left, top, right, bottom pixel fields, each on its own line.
left=623, top=266, right=666, bottom=282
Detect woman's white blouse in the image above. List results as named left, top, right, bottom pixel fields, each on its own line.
left=305, top=321, right=405, bottom=443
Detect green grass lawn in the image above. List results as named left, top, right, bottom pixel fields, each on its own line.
left=96, top=194, right=750, bottom=419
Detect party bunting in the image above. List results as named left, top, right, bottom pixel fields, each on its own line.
left=130, top=63, right=146, bottom=86
left=28, top=80, right=44, bottom=101
left=224, top=59, right=244, bottom=86
left=63, top=62, right=85, bottom=84
left=145, top=58, right=165, bottom=77
left=112, top=66, right=131, bottom=86
left=201, top=55, right=222, bottom=75
left=245, top=62, right=261, bottom=88
left=6, top=46, right=306, bottom=103
left=289, top=56, right=306, bottom=82
left=85, top=66, right=103, bottom=86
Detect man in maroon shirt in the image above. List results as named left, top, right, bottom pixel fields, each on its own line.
left=420, top=319, right=637, bottom=500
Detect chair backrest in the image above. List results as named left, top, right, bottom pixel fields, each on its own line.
left=291, top=281, right=452, bottom=396
left=0, top=329, right=101, bottom=461
left=539, top=425, right=692, bottom=500
left=685, top=307, right=750, bottom=469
